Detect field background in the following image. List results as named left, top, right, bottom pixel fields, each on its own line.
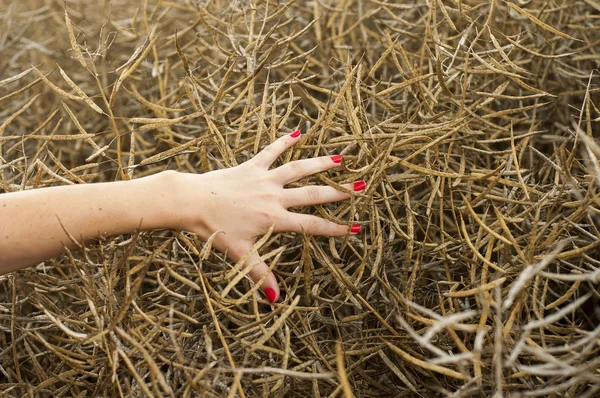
left=1, top=0, right=600, bottom=396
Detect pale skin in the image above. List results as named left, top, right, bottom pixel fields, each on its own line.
left=0, top=131, right=364, bottom=302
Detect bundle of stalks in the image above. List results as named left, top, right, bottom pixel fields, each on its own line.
left=1, top=0, right=600, bottom=396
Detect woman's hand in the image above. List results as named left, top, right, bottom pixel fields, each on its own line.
left=171, top=131, right=365, bottom=302
left=0, top=130, right=363, bottom=303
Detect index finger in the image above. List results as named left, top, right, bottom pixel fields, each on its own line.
left=250, top=130, right=301, bottom=168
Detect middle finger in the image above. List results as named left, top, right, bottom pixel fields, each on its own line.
left=282, top=181, right=366, bottom=208
left=271, top=155, right=343, bottom=185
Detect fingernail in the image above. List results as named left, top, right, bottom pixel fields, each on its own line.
left=331, top=154, right=343, bottom=164
left=353, top=180, right=366, bottom=192
left=290, top=130, right=301, bottom=138
left=265, top=288, right=277, bottom=303
left=350, top=224, right=361, bottom=235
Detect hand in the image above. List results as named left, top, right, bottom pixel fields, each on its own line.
left=171, top=131, right=365, bottom=302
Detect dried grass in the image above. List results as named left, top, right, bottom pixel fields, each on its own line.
left=1, top=0, right=600, bottom=396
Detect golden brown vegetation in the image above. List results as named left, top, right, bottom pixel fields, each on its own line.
left=1, top=0, right=600, bottom=396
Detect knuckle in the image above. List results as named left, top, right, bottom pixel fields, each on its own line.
left=247, top=266, right=264, bottom=282
left=266, top=188, right=284, bottom=204
left=289, top=161, right=303, bottom=174
left=269, top=210, right=281, bottom=224
left=307, top=217, right=320, bottom=234
left=260, top=191, right=275, bottom=201
left=258, top=208, right=280, bottom=230
left=242, top=162, right=260, bottom=173
left=258, top=209, right=272, bottom=223
left=307, top=187, right=320, bottom=201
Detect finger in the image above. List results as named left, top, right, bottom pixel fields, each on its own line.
left=282, top=181, right=362, bottom=207
left=279, top=213, right=361, bottom=236
left=251, top=130, right=301, bottom=168
left=245, top=251, right=280, bottom=303
left=271, top=154, right=343, bottom=185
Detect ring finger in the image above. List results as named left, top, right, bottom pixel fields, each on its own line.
left=277, top=213, right=357, bottom=236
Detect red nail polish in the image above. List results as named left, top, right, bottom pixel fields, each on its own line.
left=265, top=288, right=277, bottom=303
left=350, top=224, right=361, bottom=235
left=290, top=130, right=301, bottom=138
left=331, top=154, right=343, bottom=164
left=353, top=180, right=366, bottom=192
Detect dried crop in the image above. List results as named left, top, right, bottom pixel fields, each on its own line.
left=1, top=0, right=600, bottom=396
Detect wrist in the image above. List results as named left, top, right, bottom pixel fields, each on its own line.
left=150, top=170, right=208, bottom=232
left=145, top=170, right=186, bottom=230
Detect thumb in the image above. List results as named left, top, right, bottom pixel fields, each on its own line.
left=245, top=251, right=280, bottom=303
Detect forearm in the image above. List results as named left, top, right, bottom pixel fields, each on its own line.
left=0, top=171, right=179, bottom=274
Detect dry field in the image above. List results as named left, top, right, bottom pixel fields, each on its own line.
left=1, top=0, right=600, bottom=396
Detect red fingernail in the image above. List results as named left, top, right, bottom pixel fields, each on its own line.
left=350, top=224, right=361, bottom=235
left=290, top=130, right=301, bottom=138
left=353, top=180, right=366, bottom=192
left=265, top=288, right=277, bottom=303
left=331, top=154, right=343, bottom=164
